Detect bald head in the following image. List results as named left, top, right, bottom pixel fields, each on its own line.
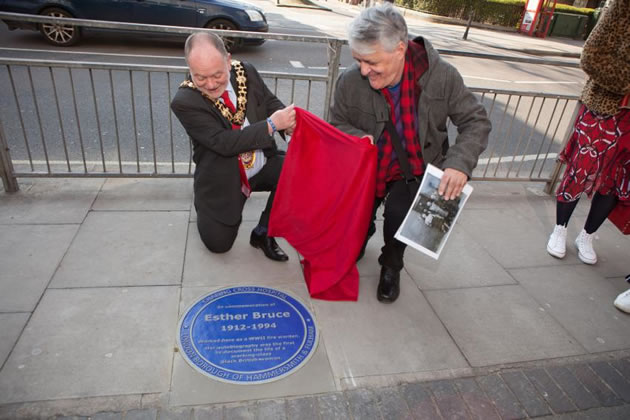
left=185, top=32, right=228, bottom=64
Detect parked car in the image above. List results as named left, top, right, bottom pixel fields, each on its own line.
left=0, top=0, right=269, bottom=49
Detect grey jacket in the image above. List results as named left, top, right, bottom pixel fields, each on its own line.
left=329, top=37, right=490, bottom=178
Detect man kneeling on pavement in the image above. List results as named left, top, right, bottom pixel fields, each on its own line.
left=330, top=4, right=491, bottom=303
left=171, top=32, right=296, bottom=262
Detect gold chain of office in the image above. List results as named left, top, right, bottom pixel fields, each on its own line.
left=180, top=60, right=255, bottom=169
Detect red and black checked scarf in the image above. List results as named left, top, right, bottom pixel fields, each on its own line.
left=376, top=40, right=429, bottom=198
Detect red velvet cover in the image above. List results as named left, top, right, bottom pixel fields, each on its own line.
left=268, top=108, right=377, bottom=300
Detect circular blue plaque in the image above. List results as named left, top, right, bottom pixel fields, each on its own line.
left=178, top=286, right=318, bottom=384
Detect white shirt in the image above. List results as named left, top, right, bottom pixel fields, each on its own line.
left=223, top=82, right=267, bottom=179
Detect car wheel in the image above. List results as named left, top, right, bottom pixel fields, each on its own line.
left=205, top=19, right=240, bottom=52
left=39, top=7, right=81, bottom=46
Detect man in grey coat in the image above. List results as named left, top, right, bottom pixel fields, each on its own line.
left=329, top=4, right=490, bottom=303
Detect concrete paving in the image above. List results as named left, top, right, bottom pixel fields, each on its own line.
left=1, top=177, right=629, bottom=419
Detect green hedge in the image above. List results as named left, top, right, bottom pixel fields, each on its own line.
left=398, top=0, right=596, bottom=28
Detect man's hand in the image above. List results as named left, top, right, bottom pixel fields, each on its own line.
left=438, top=168, right=468, bottom=200
left=269, top=104, right=296, bottom=134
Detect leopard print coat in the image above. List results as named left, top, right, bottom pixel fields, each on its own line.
left=580, top=0, right=630, bottom=116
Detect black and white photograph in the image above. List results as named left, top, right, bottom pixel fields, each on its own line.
left=395, top=164, right=473, bottom=259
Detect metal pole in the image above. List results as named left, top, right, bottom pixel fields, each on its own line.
left=323, top=39, right=342, bottom=122
left=0, top=120, right=19, bottom=192
left=463, top=10, right=474, bottom=40
left=544, top=100, right=581, bottom=194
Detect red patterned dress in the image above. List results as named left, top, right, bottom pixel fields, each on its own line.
left=556, top=105, right=630, bottom=203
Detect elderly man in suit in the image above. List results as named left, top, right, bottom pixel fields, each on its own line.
left=171, top=32, right=296, bottom=261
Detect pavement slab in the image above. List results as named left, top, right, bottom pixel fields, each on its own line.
left=425, top=285, right=584, bottom=367
left=0, top=286, right=179, bottom=404
left=0, top=224, right=78, bottom=312
left=183, top=221, right=302, bottom=288
left=50, top=211, right=188, bottom=288
left=512, top=265, right=630, bottom=353
left=404, top=227, right=516, bottom=290
left=169, top=284, right=335, bottom=406
left=460, top=208, right=575, bottom=269
left=312, top=272, right=468, bottom=382
left=0, top=313, right=29, bottom=368
left=92, top=178, right=192, bottom=211
left=0, top=179, right=103, bottom=224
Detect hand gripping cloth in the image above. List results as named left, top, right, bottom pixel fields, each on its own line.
left=268, top=108, right=377, bottom=300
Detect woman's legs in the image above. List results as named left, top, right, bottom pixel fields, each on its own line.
left=557, top=199, right=580, bottom=226
left=584, top=192, right=618, bottom=234
left=547, top=198, right=579, bottom=258
left=575, top=192, right=618, bottom=265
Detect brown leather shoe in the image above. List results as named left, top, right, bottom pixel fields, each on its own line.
left=250, top=231, right=289, bottom=262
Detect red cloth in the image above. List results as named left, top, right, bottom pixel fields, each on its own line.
left=268, top=108, right=376, bottom=301
left=220, top=91, right=251, bottom=197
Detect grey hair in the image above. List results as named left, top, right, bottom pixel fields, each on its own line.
left=184, top=32, right=228, bottom=63
left=348, top=4, right=408, bottom=54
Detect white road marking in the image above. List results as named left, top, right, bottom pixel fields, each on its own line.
left=463, top=75, right=579, bottom=85
left=513, top=80, right=579, bottom=85
left=290, top=60, right=304, bottom=68
left=463, top=75, right=511, bottom=83
left=477, top=153, right=557, bottom=165
left=0, top=47, right=183, bottom=60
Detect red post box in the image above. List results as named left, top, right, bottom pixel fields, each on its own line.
left=520, top=0, right=557, bottom=38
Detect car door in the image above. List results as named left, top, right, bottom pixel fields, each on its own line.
left=72, top=0, right=134, bottom=22
left=131, top=0, right=200, bottom=27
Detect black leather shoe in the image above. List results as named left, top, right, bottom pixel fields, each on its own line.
left=377, top=266, right=400, bottom=303
left=250, top=231, right=289, bottom=262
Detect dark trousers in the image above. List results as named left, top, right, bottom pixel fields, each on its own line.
left=197, top=155, right=283, bottom=253
left=364, top=178, right=420, bottom=271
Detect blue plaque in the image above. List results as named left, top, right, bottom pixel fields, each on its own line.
left=178, top=286, right=318, bottom=384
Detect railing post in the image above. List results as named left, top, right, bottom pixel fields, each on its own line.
left=323, top=39, right=343, bottom=122
left=544, top=101, right=581, bottom=194
left=463, top=10, right=474, bottom=40
left=0, top=119, right=19, bottom=192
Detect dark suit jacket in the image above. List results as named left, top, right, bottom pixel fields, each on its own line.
left=171, top=62, right=285, bottom=226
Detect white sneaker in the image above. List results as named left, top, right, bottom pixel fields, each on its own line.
left=575, top=229, right=597, bottom=264
left=547, top=225, right=567, bottom=258
left=614, top=289, right=630, bottom=314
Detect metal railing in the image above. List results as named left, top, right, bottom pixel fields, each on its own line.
left=0, top=12, right=580, bottom=192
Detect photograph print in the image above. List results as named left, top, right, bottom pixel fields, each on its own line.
left=395, top=164, right=473, bottom=260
